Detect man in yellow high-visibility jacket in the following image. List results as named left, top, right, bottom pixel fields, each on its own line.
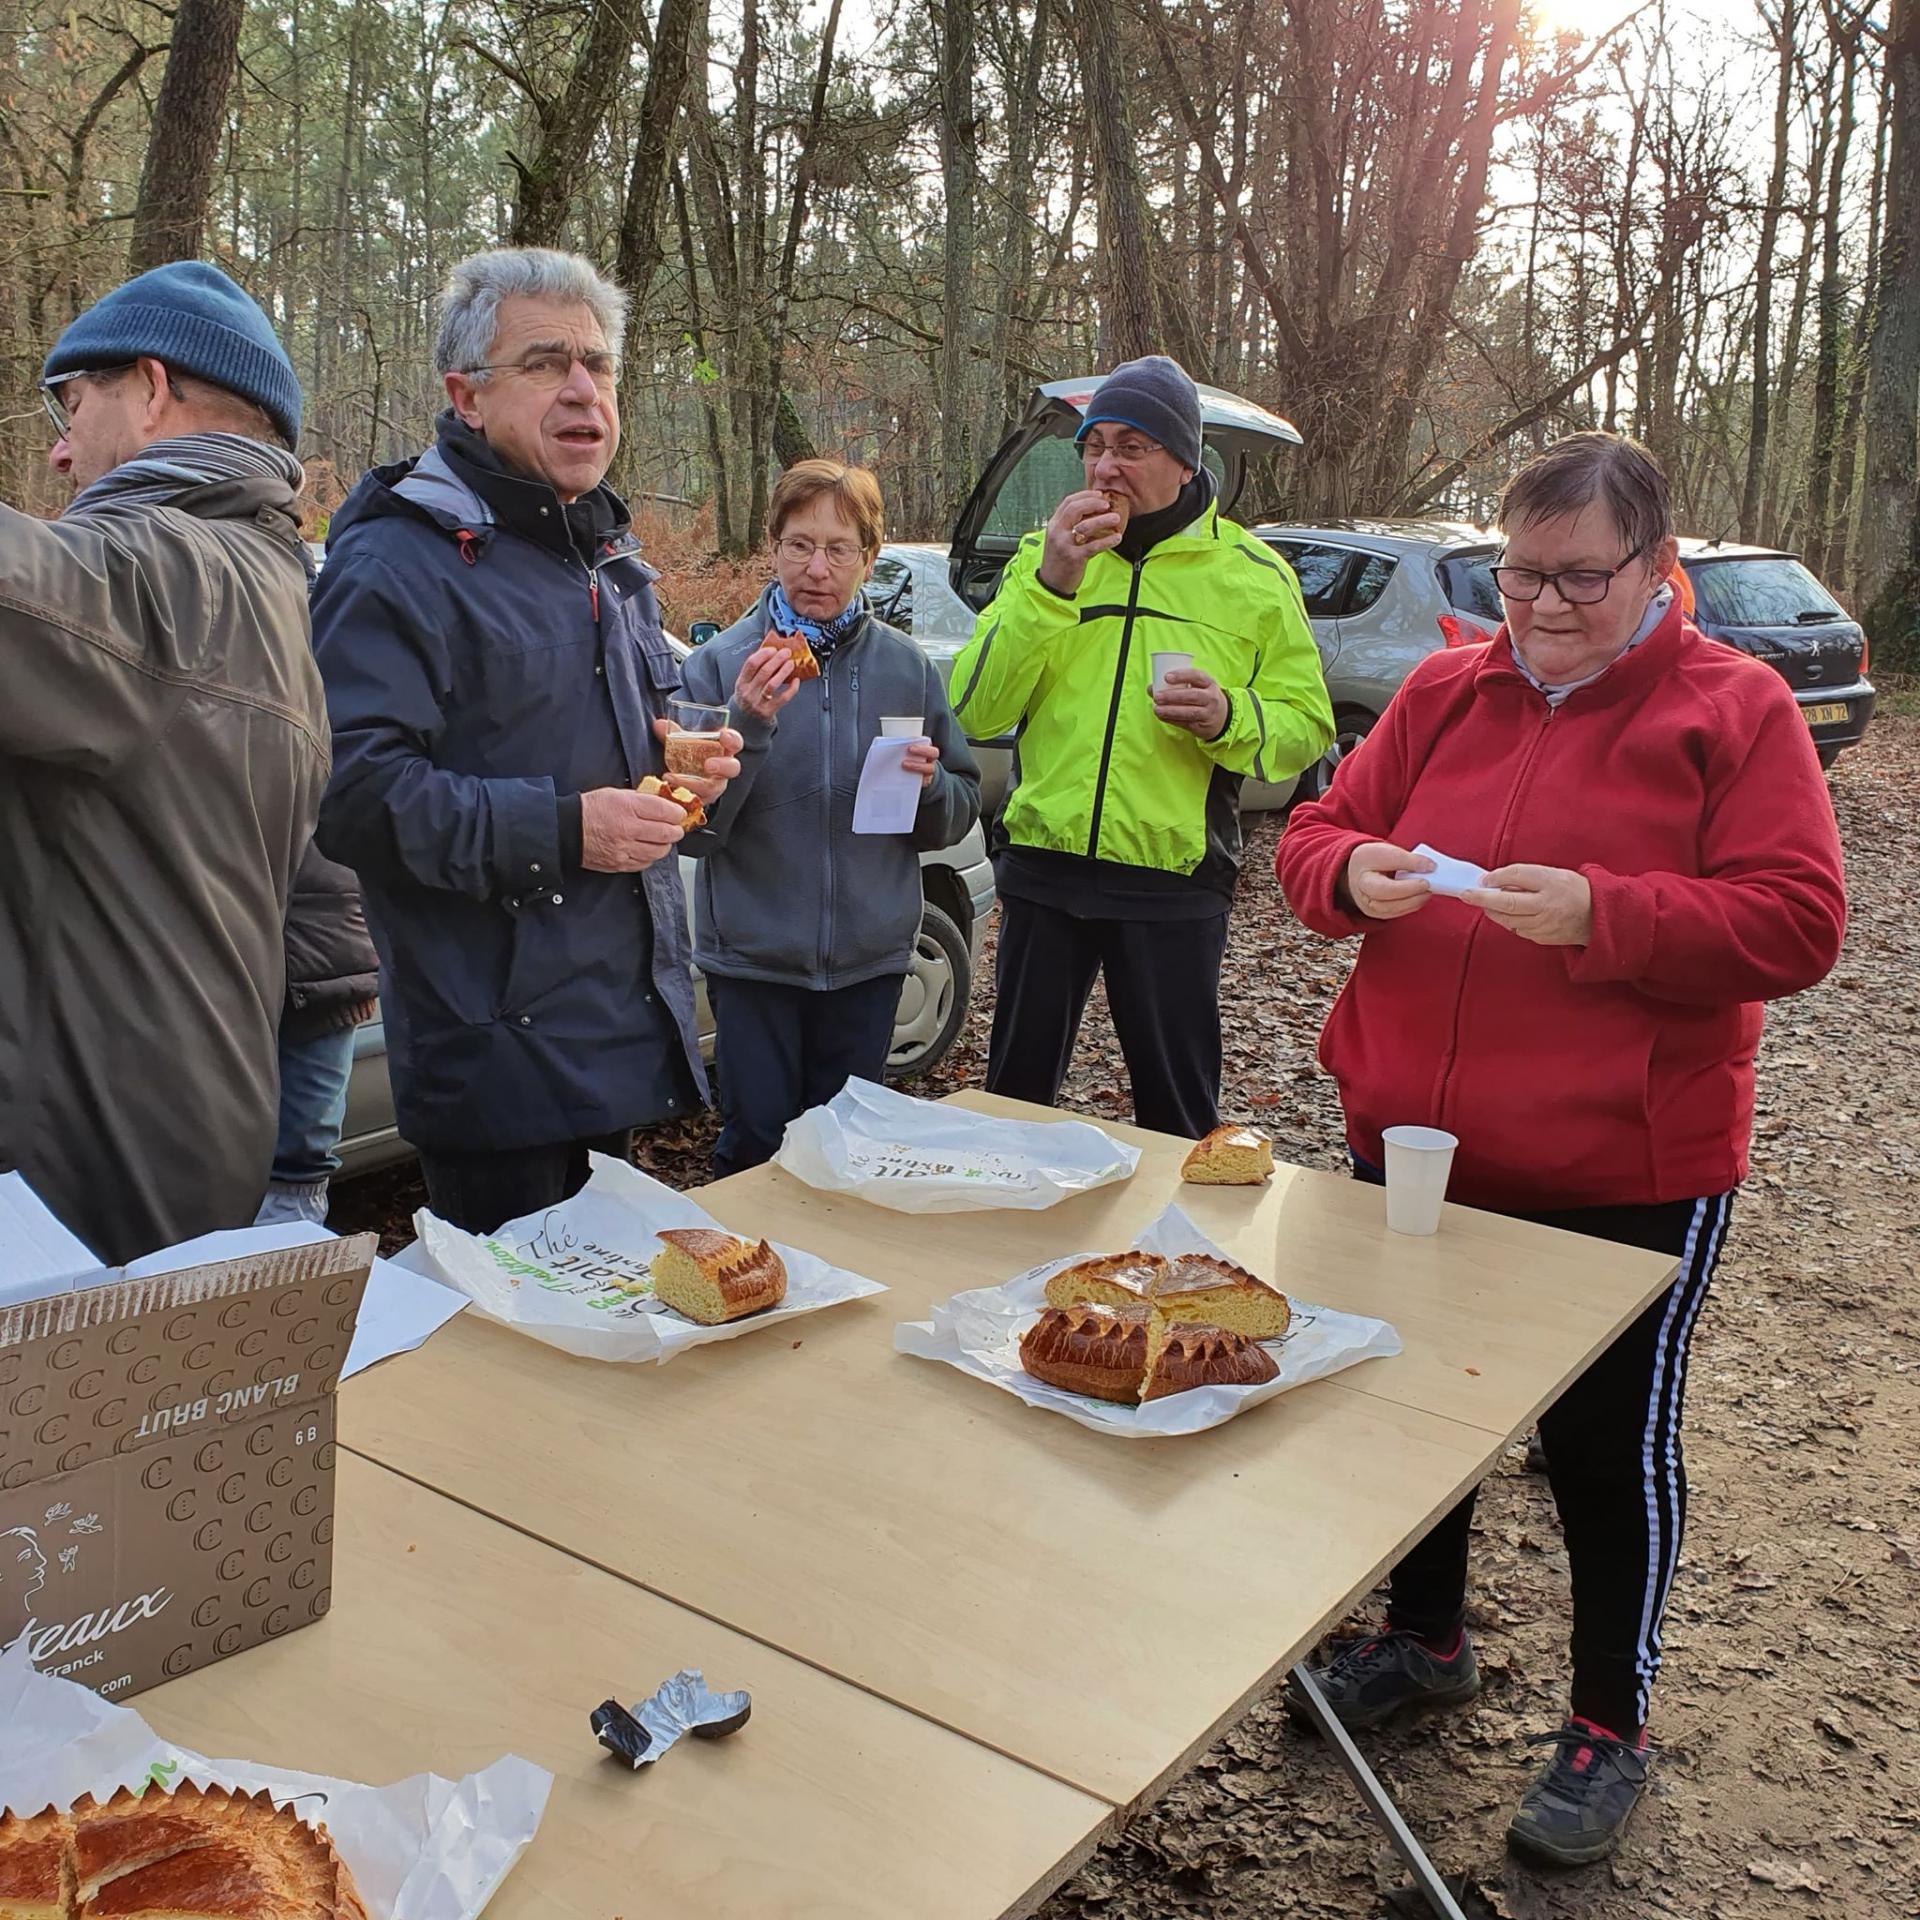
left=951, top=356, right=1334, bottom=1137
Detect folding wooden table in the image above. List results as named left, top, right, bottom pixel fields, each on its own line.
left=247, top=1094, right=1677, bottom=1915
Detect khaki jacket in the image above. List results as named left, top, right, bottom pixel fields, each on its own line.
left=0, top=476, right=328, bottom=1264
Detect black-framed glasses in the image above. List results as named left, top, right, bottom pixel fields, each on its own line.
left=1492, top=543, right=1648, bottom=605
left=459, top=348, right=620, bottom=390
left=38, top=364, right=133, bottom=436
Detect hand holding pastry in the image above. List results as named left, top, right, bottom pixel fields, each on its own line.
left=734, top=643, right=801, bottom=722
left=1038, top=489, right=1127, bottom=596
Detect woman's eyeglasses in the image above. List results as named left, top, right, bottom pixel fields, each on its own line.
left=1493, top=543, right=1648, bottom=605
left=775, top=536, right=864, bottom=568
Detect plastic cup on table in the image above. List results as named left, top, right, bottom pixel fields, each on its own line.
left=665, top=698, right=730, bottom=777
left=1381, top=1126, right=1459, bottom=1236
left=1151, top=651, right=1194, bottom=695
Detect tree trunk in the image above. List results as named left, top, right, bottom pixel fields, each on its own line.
left=1739, top=0, right=1798, bottom=539
left=1860, top=0, right=1920, bottom=607
left=128, top=0, right=247, bottom=272
left=985, top=0, right=1051, bottom=438
left=611, top=0, right=702, bottom=495
left=1074, top=0, right=1157, bottom=363
left=509, top=0, right=647, bottom=247
left=1804, top=14, right=1859, bottom=582
left=936, top=0, right=979, bottom=517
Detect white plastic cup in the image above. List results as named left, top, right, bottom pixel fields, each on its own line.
left=1151, top=651, right=1194, bottom=695
left=880, top=714, right=927, bottom=739
left=1382, top=1125, right=1459, bottom=1236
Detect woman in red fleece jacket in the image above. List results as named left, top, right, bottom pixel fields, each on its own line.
left=1278, top=433, right=1845, bottom=1868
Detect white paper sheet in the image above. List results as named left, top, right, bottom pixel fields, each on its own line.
left=895, top=1204, right=1402, bottom=1437
left=851, top=735, right=924, bottom=834
left=774, top=1078, right=1140, bottom=1212
left=0, top=1642, right=549, bottom=1918
left=1401, top=841, right=1490, bottom=897
left=408, top=1153, right=886, bottom=1363
left=103, top=1221, right=467, bottom=1381
left=0, top=1172, right=103, bottom=1306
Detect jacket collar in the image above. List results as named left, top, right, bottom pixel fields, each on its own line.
left=1475, top=591, right=1690, bottom=711
left=380, top=438, right=647, bottom=574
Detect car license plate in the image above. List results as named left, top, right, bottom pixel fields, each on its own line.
left=1802, top=702, right=1850, bottom=726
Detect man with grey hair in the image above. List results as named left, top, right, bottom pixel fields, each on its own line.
left=312, top=247, right=739, bottom=1231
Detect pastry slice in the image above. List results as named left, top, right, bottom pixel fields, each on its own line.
left=1019, top=1303, right=1150, bottom=1403
left=0, top=1805, right=72, bottom=1920
left=650, top=1228, right=788, bottom=1323
left=1140, top=1318, right=1280, bottom=1401
left=1148, top=1255, right=1291, bottom=1342
left=1180, top=1125, right=1275, bottom=1185
left=72, top=1789, right=215, bottom=1907
left=775, top=631, right=822, bottom=681
left=1043, top=1251, right=1168, bottom=1315
left=636, top=774, right=707, bottom=830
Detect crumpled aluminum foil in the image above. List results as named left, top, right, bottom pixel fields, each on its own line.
left=590, top=1669, right=752, bottom=1770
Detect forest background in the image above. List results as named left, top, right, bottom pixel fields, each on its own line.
left=4, top=0, right=1918, bottom=659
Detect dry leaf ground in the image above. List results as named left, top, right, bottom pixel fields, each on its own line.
left=330, top=711, right=1920, bottom=1920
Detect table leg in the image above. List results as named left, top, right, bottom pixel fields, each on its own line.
left=1287, top=1665, right=1469, bottom=1920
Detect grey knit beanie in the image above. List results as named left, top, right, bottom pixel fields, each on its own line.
left=1075, top=355, right=1203, bottom=471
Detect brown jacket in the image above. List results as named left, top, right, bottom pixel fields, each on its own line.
left=0, top=475, right=328, bottom=1264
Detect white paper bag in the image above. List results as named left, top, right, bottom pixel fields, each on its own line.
left=0, top=1643, right=548, bottom=1919
left=773, top=1079, right=1140, bottom=1212
left=408, top=1153, right=885, bottom=1363
left=894, top=1205, right=1401, bottom=1436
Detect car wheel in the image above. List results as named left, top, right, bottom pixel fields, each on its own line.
left=1307, top=709, right=1377, bottom=802
left=886, top=902, right=970, bottom=1081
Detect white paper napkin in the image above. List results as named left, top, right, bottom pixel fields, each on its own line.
left=1402, top=842, right=1490, bottom=896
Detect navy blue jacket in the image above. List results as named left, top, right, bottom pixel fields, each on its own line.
left=310, top=426, right=704, bottom=1153
left=680, top=588, right=980, bottom=987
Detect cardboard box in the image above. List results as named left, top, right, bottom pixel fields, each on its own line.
left=0, top=1232, right=374, bottom=1700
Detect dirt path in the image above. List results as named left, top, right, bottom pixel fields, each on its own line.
left=329, top=716, right=1920, bottom=1918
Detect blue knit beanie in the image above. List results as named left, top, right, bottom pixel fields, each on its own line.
left=43, top=261, right=303, bottom=447
left=1075, top=355, right=1203, bottom=472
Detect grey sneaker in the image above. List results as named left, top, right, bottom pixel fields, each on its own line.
left=1287, top=1628, right=1481, bottom=1733
left=1507, top=1718, right=1650, bottom=1866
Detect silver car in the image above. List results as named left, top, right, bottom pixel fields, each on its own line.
left=334, top=636, right=997, bottom=1176
left=1250, top=519, right=1503, bottom=799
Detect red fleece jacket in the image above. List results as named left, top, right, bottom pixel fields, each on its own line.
left=1276, top=600, right=1847, bottom=1210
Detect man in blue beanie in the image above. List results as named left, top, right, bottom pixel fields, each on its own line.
left=951, top=355, right=1333, bottom=1136
left=0, top=261, right=329, bottom=1264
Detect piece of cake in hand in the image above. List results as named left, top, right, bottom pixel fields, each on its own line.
left=650, top=1228, right=788, bottom=1323
left=637, top=773, right=707, bottom=830
left=1150, top=1254, right=1291, bottom=1341
left=776, top=630, right=822, bottom=681
left=1140, top=1318, right=1279, bottom=1400
left=1181, top=1125, right=1274, bottom=1185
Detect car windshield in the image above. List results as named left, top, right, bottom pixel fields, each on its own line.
left=1439, top=549, right=1504, bottom=623
left=1688, top=556, right=1845, bottom=627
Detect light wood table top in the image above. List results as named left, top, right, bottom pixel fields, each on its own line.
left=143, top=1452, right=1112, bottom=1920
left=342, top=1096, right=1674, bottom=1810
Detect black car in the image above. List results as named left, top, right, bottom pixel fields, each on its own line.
left=1676, top=541, right=1875, bottom=768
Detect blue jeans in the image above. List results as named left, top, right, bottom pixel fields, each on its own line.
left=254, top=1024, right=357, bottom=1224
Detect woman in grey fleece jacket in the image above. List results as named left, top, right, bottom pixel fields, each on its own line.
left=679, top=462, right=980, bottom=1175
